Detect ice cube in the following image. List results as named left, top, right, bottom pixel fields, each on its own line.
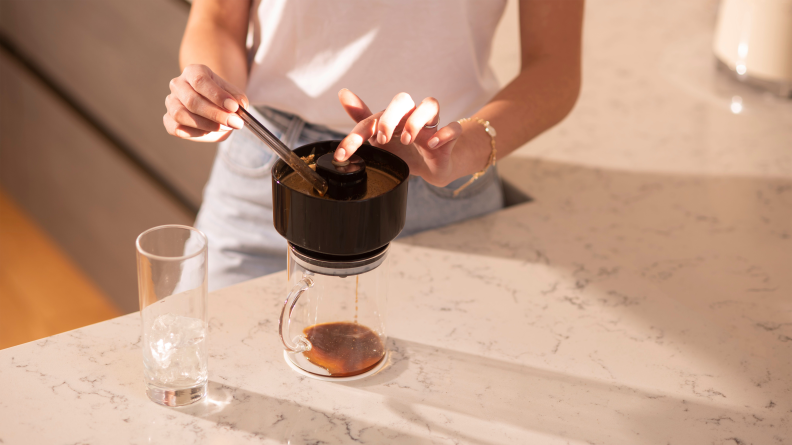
left=143, top=313, right=208, bottom=387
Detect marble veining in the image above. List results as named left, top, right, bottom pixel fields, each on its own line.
left=1, top=221, right=790, bottom=444
left=1, top=0, right=791, bottom=443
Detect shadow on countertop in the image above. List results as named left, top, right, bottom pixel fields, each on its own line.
left=174, top=335, right=783, bottom=445
left=174, top=378, right=440, bottom=445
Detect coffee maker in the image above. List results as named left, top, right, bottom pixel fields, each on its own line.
left=271, top=141, right=410, bottom=380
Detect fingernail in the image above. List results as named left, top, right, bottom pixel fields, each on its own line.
left=428, top=137, right=439, bottom=148
left=228, top=114, right=244, bottom=129
left=335, top=148, right=346, bottom=161
left=377, top=131, right=386, bottom=145
left=401, top=132, right=412, bottom=145
left=223, top=98, right=238, bottom=112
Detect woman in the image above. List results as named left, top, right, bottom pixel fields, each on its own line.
left=164, top=0, right=583, bottom=290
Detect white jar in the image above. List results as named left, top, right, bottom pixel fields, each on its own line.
left=713, top=0, right=792, bottom=97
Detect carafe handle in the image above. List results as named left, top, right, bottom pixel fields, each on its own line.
left=279, top=276, right=314, bottom=353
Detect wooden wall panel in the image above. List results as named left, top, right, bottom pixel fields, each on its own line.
left=0, top=189, right=121, bottom=348
left=0, top=49, right=194, bottom=313
left=0, top=0, right=215, bottom=208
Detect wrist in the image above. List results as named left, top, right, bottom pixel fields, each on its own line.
left=454, top=119, right=496, bottom=178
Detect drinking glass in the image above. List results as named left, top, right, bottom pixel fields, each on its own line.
left=136, top=225, right=208, bottom=406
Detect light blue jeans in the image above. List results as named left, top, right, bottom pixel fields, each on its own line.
left=195, top=107, right=504, bottom=290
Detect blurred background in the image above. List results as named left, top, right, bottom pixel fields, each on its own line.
left=0, top=0, right=211, bottom=347
left=1, top=0, right=790, bottom=349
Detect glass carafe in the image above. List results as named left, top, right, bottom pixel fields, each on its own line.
left=280, top=244, right=389, bottom=378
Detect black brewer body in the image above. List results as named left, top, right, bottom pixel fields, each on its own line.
left=272, top=141, right=409, bottom=257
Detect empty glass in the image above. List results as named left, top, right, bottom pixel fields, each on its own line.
left=136, top=225, right=208, bottom=406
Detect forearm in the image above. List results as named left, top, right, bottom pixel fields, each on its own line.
left=452, top=59, right=581, bottom=179
left=179, top=1, right=249, bottom=92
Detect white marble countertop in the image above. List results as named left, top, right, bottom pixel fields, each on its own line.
left=2, top=0, right=791, bottom=443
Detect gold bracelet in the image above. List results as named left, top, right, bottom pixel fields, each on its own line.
left=453, top=117, right=497, bottom=197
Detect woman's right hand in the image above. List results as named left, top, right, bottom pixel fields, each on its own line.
left=163, top=64, right=249, bottom=143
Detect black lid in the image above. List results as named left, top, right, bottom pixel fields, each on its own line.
left=272, top=141, right=409, bottom=257
left=315, top=153, right=367, bottom=200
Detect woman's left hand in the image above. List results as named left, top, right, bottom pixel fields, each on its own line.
left=336, top=89, right=463, bottom=187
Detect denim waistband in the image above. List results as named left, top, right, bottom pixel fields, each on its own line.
left=254, top=106, right=345, bottom=148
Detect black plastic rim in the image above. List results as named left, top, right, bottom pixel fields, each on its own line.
left=289, top=243, right=389, bottom=276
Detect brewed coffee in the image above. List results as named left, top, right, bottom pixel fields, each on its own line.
left=302, top=322, right=385, bottom=376
left=281, top=166, right=399, bottom=201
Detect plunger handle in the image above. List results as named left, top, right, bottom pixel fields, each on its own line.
left=236, top=107, right=329, bottom=196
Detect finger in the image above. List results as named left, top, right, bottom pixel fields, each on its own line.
left=163, top=113, right=211, bottom=139
left=182, top=64, right=245, bottom=112
left=377, top=93, right=415, bottom=145
left=338, top=88, right=373, bottom=123
left=401, top=96, right=439, bottom=145
left=421, top=121, right=463, bottom=155
left=213, top=73, right=249, bottom=110
left=166, top=95, right=223, bottom=133
left=170, top=76, right=244, bottom=129
left=335, top=111, right=382, bottom=161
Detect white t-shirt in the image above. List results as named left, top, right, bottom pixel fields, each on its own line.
left=246, top=0, right=507, bottom=133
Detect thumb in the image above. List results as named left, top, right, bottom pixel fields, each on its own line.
left=338, top=88, right=373, bottom=123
